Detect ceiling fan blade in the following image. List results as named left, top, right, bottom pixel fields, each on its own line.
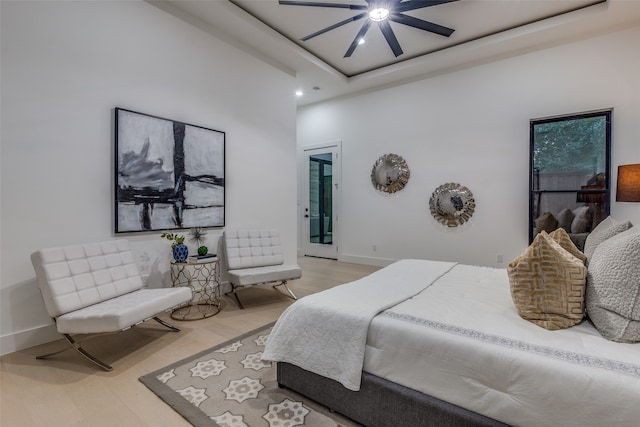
left=379, top=20, right=403, bottom=57
left=301, top=11, right=368, bottom=41
left=345, top=20, right=372, bottom=58
left=390, top=12, right=455, bottom=37
left=395, top=0, right=459, bottom=13
left=279, top=1, right=368, bottom=10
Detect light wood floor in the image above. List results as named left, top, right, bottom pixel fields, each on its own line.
left=0, top=257, right=379, bottom=427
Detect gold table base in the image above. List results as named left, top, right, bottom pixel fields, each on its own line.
left=170, top=258, right=221, bottom=320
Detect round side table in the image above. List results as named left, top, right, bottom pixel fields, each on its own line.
left=170, top=258, right=221, bottom=320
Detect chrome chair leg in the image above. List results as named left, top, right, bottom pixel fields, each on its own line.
left=273, top=280, right=298, bottom=300
left=36, top=319, right=180, bottom=371
left=153, top=316, right=181, bottom=332
left=228, top=289, right=245, bottom=309
left=36, top=334, right=113, bottom=372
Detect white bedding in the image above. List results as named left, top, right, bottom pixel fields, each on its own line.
left=365, top=263, right=640, bottom=426
left=264, top=259, right=640, bottom=426
left=262, top=259, right=456, bottom=390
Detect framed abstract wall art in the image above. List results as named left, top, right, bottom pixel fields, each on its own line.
left=114, top=108, right=225, bottom=233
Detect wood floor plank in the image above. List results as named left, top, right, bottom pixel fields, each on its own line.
left=0, top=257, right=380, bottom=427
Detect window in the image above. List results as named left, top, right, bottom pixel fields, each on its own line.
left=529, top=110, right=612, bottom=248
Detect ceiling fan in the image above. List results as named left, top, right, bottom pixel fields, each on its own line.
left=279, top=0, right=459, bottom=58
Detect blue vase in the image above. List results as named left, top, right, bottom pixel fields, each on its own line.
left=172, top=243, right=189, bottom=263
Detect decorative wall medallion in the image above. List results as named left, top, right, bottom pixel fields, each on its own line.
left=429, top=183, right=475, bottom=227
left=371, top=153, right=410, bottom=194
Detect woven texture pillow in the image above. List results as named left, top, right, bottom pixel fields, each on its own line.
left=586, top=227, right=640, bottom=342
left=549, top=228, right=587, bottom=265
left=508, top=231, right=586, bottom=330
left=583, top=216, right=632, bottom=261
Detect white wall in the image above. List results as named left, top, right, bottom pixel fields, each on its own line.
left=0, top=0, right=297, bottom=354
left=297, top=25, right=640, bottom=267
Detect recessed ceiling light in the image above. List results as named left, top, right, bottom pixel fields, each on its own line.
left=369, top=7, right=389, bottom=22
left=295, top=90, right=303, bottom=96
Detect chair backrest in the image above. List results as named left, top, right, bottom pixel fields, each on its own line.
left=223, top=229, right=284, bottom=270
left=31, top=239, right=144, bottom=318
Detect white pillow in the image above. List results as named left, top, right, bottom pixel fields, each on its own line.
left=586, top=226, right=640, bottom=342
left=583, top=216, right=632, bottom=261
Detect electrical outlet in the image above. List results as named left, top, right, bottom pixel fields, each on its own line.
left=497, top=254, right=504, bottom=263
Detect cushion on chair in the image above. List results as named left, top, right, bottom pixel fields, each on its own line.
left=227, top=264, right=302, bottom=287
left=55, top=288, right=192, bottom=334
left=223, top=229, right=285, bottom=269
left=31, top=240, right=145, bottom=318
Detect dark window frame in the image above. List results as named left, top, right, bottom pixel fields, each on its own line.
left=529, top=109, right=612, bottom=243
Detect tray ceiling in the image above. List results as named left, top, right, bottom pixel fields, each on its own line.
left=154, top=0, right=640, bottom=105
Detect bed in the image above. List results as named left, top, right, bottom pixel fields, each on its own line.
left=262, top=258, right=640, bottom=427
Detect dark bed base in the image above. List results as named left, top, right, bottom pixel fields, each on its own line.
left=277, top=362, right=510, bottom=427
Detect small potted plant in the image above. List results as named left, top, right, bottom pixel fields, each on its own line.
left=189, top=227, right=209, bottom=257
left=161, top=232, right=188, bottom=263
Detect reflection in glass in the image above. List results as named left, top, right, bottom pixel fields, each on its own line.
left=530, top=110, right=611, bottom=246
left=309, top=153, right=332, bottom=245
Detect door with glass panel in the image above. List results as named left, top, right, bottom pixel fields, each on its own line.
left=303, top=145, right=339, bottom=259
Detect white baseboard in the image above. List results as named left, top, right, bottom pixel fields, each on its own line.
left=338, top=254, right=397, bottom=267
left=0, top=323, right=59, bottom=356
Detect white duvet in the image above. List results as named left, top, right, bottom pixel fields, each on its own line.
left=264, top=260, right=640, bottom=426
left=262, top=259, right=456, bottom=390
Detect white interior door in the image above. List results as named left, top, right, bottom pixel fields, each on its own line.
left=303, top=145, right=339, bottom=259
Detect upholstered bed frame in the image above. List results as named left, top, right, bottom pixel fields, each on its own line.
left=277, top=362, right=508, bottom=427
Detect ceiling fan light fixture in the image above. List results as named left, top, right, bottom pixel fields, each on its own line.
left=368, top=7, right=389, bottom=22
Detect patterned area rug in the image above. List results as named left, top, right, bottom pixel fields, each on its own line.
left=139, top=323, right=359, bottom=427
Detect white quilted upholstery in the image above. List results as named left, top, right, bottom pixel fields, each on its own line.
left=227, top=264, right=302, bottom=287
left=586, top=226, right=640, bottom=342
left=56, top=288, right=191, bottom=334
left=31, top=239, right=192, bottom=329
left=222, top=229, right=301, bottom=298
left=223, top=229, right=285, bottom=270
left=32, top=240, right=145, bottom=317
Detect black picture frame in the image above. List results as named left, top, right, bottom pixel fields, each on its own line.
left=114, top=108, right=225, bottom=233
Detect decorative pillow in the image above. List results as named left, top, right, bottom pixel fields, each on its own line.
left=586, top=227, right=640, bottom=343
left=535, top=212, right=558, bottom=234
left=557, top=208, right=575, bottom=233
left=583, top=216, right=632, bottom=261
left=508, top=231, right=586, bottom=330
left=549, top=228, right=587, bottom=265
left=571, top=206, right=593, bottom=233
left=569, top=233, right=588, bottom=252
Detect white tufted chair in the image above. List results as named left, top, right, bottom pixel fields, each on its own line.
left=31, top=239, right=192, bottom=371
left=222, top=229, right=301, bottom=309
